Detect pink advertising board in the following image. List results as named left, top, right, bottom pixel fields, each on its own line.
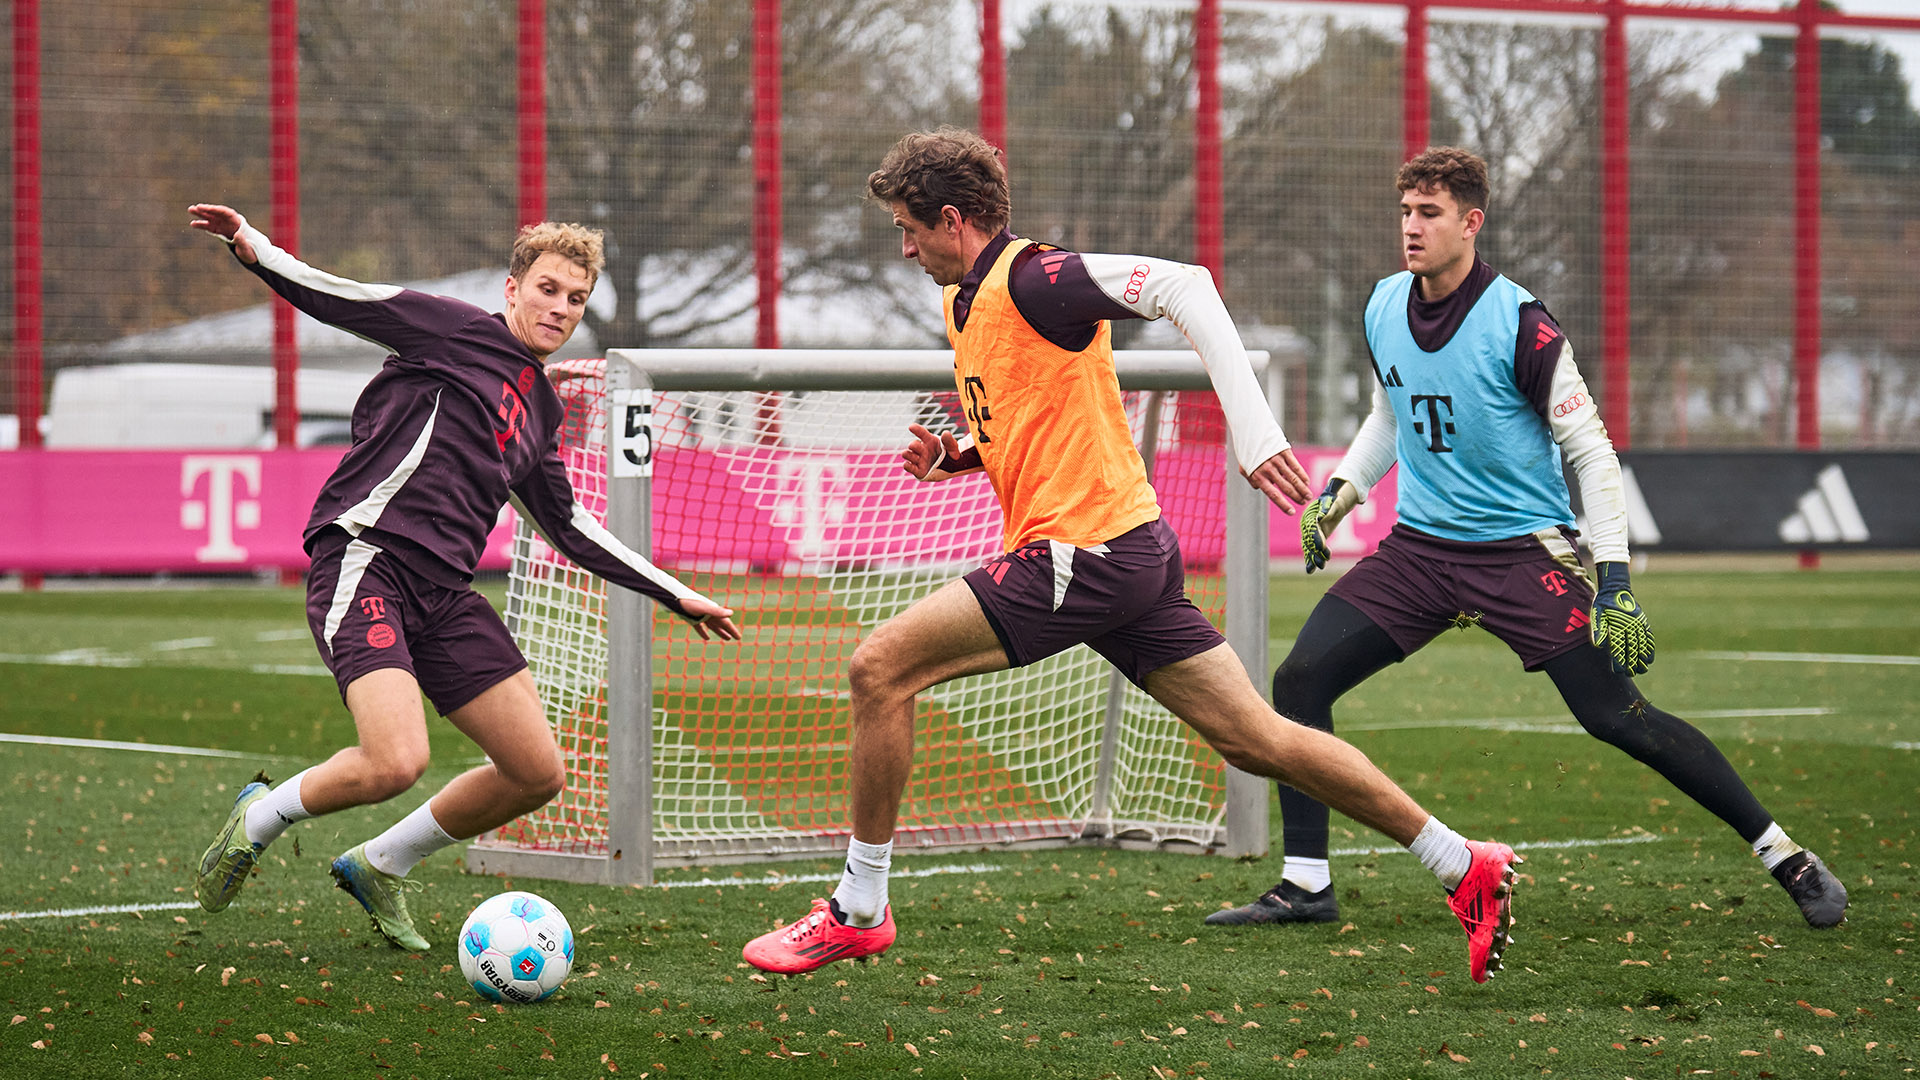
left=0, top=449, right=516, bottom=574
left=0, top=447, right=1394, bottom=576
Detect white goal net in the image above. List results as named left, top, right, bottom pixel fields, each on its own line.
left=466, top=350, right=1269, bottom=885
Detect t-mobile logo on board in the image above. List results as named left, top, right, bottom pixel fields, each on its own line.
left=770, top=455, right=849, bottom=564
left=180, top=456, right=262, bottom=563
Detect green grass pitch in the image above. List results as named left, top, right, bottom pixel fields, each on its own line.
left=0, top=570, right=1914, bottom=1078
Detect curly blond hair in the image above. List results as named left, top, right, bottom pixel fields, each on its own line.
left=510, top=221, right=605, bottom=285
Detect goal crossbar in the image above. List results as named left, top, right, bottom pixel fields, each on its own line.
left=466, top=349, right=1271, bottom=887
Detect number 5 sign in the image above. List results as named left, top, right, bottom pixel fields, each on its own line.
left=610, top=388, right=654, bottom=478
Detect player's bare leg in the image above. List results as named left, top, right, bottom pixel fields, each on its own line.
left=1148, top=643, right=1520, bottom=982
left=334, top=670, right=564, bottom=950
left=196, top=667, right=426, bottom=913
left=1146, top=644, right=1424, bottom=842
left=843, top=579, right=1009, bottom=843
left=744, top=579, right=1007, bottom=974
left=433, top=670, right=566, bottom=837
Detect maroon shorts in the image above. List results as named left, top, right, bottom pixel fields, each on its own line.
left=305, top=530, right=527, bottom=715
left=1327, top=523, right=1596, bottom=671
left=963, top=517, right=1224, bottom=688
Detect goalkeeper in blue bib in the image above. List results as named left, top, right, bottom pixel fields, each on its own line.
left=1207, top=147, right=1846, bottom=931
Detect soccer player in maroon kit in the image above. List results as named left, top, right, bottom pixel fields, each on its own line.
left=187, top=203, right=740, bottom=950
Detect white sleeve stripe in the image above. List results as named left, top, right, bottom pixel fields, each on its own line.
left=1078, top=252, right=1291, bottom=474
left=1333, top=382, right=1399, bottom=496
left=1546, top=344, right=1631, bottom=563
left=332, top=392, right=439, bottom=533
left=239, top=223, right=405, bottom=302
left=566, top=501, right=699, bottom=603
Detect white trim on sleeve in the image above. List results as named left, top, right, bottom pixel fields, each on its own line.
left=1079, top=252, right=1290, bottom=475
left=1545, top=343, right=1630, bottom=563
left=332, top=392, right=441, bottom=535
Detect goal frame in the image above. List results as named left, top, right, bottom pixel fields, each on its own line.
left=466, top=349, right=1272, bottom=886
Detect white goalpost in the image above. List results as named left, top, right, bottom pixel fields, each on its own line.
left=465, top=349, right=1274, bottom=886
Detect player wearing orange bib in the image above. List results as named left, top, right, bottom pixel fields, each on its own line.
left=742, top=127, right=1525, bottom=983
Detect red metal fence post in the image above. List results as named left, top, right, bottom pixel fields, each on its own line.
left=271, top=0, right=300, bottom=450
left=753, top=0, right=781, bottom=353
left=1194, top=0, right=1223, bottom=290
left=11, top=0, right=39, bottom=451
left=518, top=0, right=546, bottom=228
left=979, top=0, right=1006, bottom=157
left=1794, top=0, right=1823, bottom=568
left=1794, top=0, right=1821, bottom=452
left=1602, top=0, right=1631, bottom=449
left=1402, top=0, right=1428, bottom=162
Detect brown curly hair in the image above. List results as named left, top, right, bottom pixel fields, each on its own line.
left=511, top=221, right=605, bottom=286
left=867, top=127, right=1011, bottom=234
left=1396, top=147, right=1489, bottom=214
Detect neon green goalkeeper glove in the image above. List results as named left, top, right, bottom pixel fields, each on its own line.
left=1300, top=478, right=1359, bottom=574
left=1590, top=562, right=1655, bottom=676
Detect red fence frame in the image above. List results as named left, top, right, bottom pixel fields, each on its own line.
left=8, top=1, right=1920, bottom=455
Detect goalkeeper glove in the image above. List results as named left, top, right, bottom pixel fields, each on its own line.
left=1300, top=478, right=1359, bottom=574
left=1590, top=561, right=1655, bottom=676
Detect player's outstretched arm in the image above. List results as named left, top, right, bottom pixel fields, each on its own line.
left=188, top=203, right=259, bottom=263
left=512, top=460, right=742, bottom=641
left=900, top=422, right=983, bottom=482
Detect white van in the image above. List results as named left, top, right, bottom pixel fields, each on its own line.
left=46, top=363, right=373, bottom=449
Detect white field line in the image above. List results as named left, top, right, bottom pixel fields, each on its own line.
left=0, top=900, right=201, bottom=922
left=1333, top=833, right=1663, bottom=858
left=0, top=863, right=1009, bottom=922
left=0, top=731, right=259, bottom=759
left=1687, top=650, right=1920, bottom=666
left=254, top=629, right=313, bottom=642
left=150, top=637, right=218, bottom=652
left=0, top=836, right=1672, bottom=922
left=1344, top=706, right=1832, bottom=734
left=655, top=861, right=1004, bottom=890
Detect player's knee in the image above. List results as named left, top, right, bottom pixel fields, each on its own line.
left=1270, top=658, right=1335, bottom=728
left=846, top=642, right=903, bottom=705
left=368, top=755, right=429, bottom=800
left=526, top=757, right=567, bottom=806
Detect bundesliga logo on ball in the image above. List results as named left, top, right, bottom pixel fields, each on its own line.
left=458, top=891, right=575, bottom=1003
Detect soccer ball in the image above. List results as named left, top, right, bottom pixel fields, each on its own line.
left=457, top=890, right=574, bottom=1003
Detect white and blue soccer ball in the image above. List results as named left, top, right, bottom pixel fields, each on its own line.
left=457, top=890, right=574, bottom=1003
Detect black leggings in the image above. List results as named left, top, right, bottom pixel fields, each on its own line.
left=1271, top=594, right=1774, bottom=860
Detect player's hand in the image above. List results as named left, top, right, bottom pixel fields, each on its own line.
left=901, top=422, right=964, bottom=482
left=1242, top=448, right=1313, bottom=513
left=1300, top=478, right=1357, bottom=574
left=188, top=204, right=258, bottom=263
left=1590, top=562, right=1654, bottom=676
left=681, top=597, right=741, bottom=642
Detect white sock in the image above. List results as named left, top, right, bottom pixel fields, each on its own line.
left=1751, top=822, right=1804, bottom=872
left=1282, top=857, right=1331, bottom=893
left=364, top=798, right=457, bottom=878
left=243, top=768, right=316, bottom=848
left=1409, top=816, right=1472, bottom=891
left=832, top=837, right=893, bottom=928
